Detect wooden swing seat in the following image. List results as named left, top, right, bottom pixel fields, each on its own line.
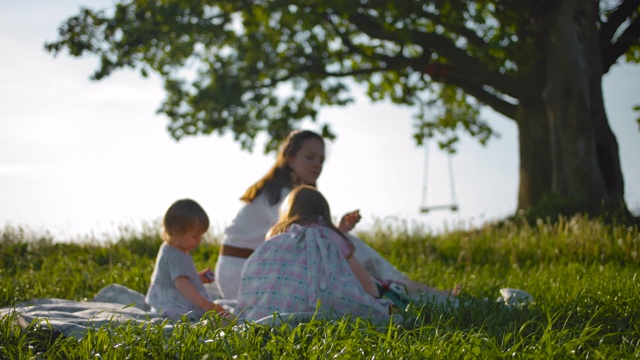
left=419, top=204, right=459, bottom=214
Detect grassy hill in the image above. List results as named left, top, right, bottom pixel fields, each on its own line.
left=1, top=215, right=638, bottom=358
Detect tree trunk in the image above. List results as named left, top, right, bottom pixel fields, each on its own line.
left=516, top=80, right=552, bottom=212
left=539, top=0, right=629, bottom=216
left=583, top=3, right=628, bottom=214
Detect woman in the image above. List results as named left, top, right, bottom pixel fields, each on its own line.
left=214, top=130, right=457, bottom=300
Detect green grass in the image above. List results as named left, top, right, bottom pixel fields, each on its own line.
left=1, top=215, right=639, bottom=359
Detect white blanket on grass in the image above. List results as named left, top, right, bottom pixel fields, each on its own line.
left=0, top=284, right=174, bottom=339
left=1, top=284, right=525, bottom=340
left=0, top=284, right=361, bottom=339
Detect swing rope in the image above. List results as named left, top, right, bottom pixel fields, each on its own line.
left=419, top=140, right=459, bottom=214
left=446, top=153, right=459, bottom=212
left=420, top=140, right=431, bottom=212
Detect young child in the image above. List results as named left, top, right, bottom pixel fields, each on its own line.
left=146, top=199, right=229, bottom=321
left=235, top=185, right=391, bottom=321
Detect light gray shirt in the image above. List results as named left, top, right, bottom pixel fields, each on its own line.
left=145, top=243, right=209, bottom=320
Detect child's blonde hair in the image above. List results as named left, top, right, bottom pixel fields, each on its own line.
left=269, top=185, right=348, bottom=242
left=162, top=199, right=209, bottom=243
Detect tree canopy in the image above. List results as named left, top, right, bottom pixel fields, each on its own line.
left=46, top=0, right=640, bottom=219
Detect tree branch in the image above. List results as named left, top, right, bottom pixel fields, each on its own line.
left=346, top=12, right=521, bottom=100
left=415, top=8, right=489, bottom=49
left=599, top=0, right=640, bottom=45
left=322, top=10, right=519, bottom=120
left=446, top=72, right=519, bottom=121
left=601, top=15, right=640, bottom=73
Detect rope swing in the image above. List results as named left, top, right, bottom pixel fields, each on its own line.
left=419, top=139, right=459, bottom=214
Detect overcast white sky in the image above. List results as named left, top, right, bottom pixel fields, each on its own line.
left=1, top=1, right=639, bottom=241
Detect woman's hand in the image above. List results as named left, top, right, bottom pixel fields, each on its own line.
left=338, top=210, right=361, bottom=232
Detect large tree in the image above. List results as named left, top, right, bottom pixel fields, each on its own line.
left=46, top=0, right=640, bottom=219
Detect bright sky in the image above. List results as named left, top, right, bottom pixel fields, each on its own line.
left=1, top=1, right=639, bottom=241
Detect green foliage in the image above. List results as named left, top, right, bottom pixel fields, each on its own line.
left=509, top=193, right=640, bottom=227
left=359, top=214, right=639, bottom=277
left=516, top=194, right=591, bottom=226
left=0, top=225, right=220, bottom=306
left=44, top=1, right=639, bottom=152
left=49, top=0, right=639, bottom=152
left=43, top=1, right=640, bottom=220
left=6, top=217, right=639, bottom=358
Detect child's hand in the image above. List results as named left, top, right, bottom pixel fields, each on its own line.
left=212, top=303, right=236, bottom=326
left=451, top=284, right=463, bottom=296
left=204, top=302, right=236, bottom=326
left=198, top=267, right=215, bottom=284
left=212, top=303, right=233, bottom=317
left=338, top=210, right=361, bottom=232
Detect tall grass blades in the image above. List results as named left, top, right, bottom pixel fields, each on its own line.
left=1, top=215, right=639, bottom=358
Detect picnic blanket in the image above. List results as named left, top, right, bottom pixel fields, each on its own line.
left=1, top=284, right=532, bottom=340
left=0, top=284, right=390, bottom=339
left=0, top=284, right=173, bottom=339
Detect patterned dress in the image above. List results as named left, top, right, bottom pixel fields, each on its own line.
left=235, top=224, right=390, bottom=321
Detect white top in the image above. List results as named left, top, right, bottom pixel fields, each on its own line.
left=221, top=188, right=290, bottom=249
left=145, top=243, right=209, bottom=320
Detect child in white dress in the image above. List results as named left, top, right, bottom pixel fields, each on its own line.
left=146, top=199, right=230, bottom=321
left=235, top=185, right=391, bottom=321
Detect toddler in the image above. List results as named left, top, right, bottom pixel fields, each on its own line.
left=146, top=199, right=229, bottom=320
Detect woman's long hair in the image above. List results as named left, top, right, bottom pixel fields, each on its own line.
left=268, top=185, right=349, bottom=243
left=241, top=130, right=324, bottom=206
